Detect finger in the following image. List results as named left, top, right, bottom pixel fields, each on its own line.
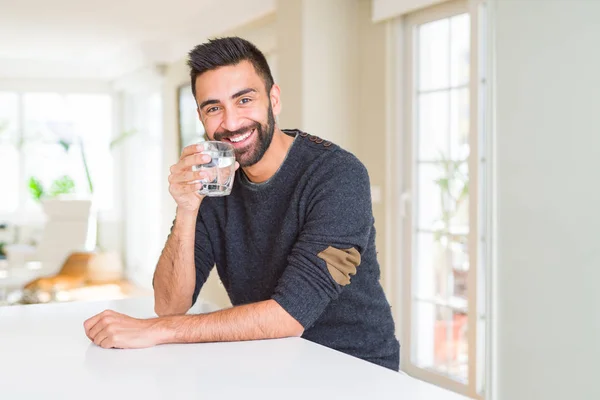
left=99, top=332, right=118, bottom=349
left=234, top=161, right=240, bottom=171
left=93, top=325, right=110, bottom=347
left=87, top=310, right=122, bottom=340
left=169, top=170, right=211, bottom=184
left=170, top=153, right=211, bottom=174
left=84, top=310, right=110, bottom=336
left=88, top=314, right=114, bottom=340
left=181, top=153, right=212, bottom=170
left=170, top=182, right=204, bottom=196
left=180, top=143, right=205, bottom=160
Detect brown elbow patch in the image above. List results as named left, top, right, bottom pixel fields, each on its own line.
left=318, top=246, right=361, bottom=286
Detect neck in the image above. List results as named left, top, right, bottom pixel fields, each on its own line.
left=241, top=127, right=294, bottom=183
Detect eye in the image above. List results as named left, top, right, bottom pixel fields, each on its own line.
left=206, top=106, right=219, bottom=114
left=239, top=97, right=252, bottom=105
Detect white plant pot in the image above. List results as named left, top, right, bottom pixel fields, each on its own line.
left=36, top=197, right=97, bottom=274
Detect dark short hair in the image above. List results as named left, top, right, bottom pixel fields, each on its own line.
left=187, top=36, right=274, bottom=99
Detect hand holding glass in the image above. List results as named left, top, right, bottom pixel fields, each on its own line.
left=192, top=141, right=236, bottom=197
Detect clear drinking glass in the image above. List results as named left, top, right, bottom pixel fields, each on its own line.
left=192, top=141, right=236, bottom=197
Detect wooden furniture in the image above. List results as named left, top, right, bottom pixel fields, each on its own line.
left=22, top=251, right=126, bottom=304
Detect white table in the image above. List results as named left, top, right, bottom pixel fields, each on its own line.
left=0, top=297, right=468, bottom=400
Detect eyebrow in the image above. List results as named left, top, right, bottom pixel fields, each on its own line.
left=199, top=88, right=258, bottom=110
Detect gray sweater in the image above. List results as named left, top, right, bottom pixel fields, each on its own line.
left=192, top=129, right=400, bottom=370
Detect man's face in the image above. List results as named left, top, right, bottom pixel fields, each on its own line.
left=195, top=60, right=280, bottom=167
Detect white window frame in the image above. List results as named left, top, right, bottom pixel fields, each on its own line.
left=385, top=0, right=492, bottom=398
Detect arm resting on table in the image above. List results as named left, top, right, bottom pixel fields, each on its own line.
left=158, top=299, right=304, bottom=343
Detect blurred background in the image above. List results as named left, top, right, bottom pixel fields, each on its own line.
left=0, top=0, right=599, bottom=399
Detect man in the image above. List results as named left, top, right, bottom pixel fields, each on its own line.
left=84, top=37, right=400, bottom=371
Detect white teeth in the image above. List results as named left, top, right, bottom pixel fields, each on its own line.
left=230, top=130, right=253, bottom=143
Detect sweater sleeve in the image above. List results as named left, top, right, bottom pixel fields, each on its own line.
left=191, top=212, right=216, bottom=305
left=271, top=152, right=374, bottom=329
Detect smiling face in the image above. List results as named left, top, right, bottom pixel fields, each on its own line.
left=195, top=60, right=281, bottom=167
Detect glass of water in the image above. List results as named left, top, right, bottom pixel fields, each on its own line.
left=193, top=141, right=236, bottom=197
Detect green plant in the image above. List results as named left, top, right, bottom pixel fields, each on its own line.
left=28, top=177, right=45, bottom=201
left=109, top=129, right=137, bottom=151
left=28, top=175, right=76, bottom=202
left=48, top=175, right=76, bottom=197
left=430, top=152, right=470, bottom=301
left=432, top=153, right=469, bottom=244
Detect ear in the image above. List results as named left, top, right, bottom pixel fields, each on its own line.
left=269, top=84, right=282, bottom=117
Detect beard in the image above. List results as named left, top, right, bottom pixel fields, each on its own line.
left=213, top=102, right=276, bottom=168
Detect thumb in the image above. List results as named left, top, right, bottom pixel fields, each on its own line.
left=234, top=161, right=240, bottom=171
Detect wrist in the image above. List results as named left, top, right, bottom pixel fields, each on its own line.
left=174, top=207, right=200, bottom=233
left=176, top=206, right=199, bottom=221
left=152, top=316, right=182, bottom=345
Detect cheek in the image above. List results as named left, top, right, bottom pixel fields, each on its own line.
left=202, top=117, right=221, bottom=138
left=244, top=106, right=269, bottom=125
left=237, top=107, right=262, bottom=122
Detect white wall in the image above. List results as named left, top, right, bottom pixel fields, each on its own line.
left=495, top=1, right=600, bottom=399
left=276, top=0, right=359, bottom=152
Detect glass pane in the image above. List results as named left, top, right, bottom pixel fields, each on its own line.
left=412, top=301, right=436, bottom=367
left=450, top=14, right=470, bottom=87
left=436, top=308, right=468, bottom=381
left=415, top=231, right=469, bottom=300
left=417, top=161, right=468, bottom=230
left=414, top=231, right=449, bottom=299
left=450, top=88, right=470, bottom=160
left=416, top=163, right=443, bottom=231
left=449, top=236, right=469, bottom=300
left=418, top=18, right=450, bottom=91
left=448, top=159, right=469, bottom=231
left=413, top=302, right=468, bottom=383
left=418, top=91, right=449, bottom=160
left=22, top=93, right=113, bottom=210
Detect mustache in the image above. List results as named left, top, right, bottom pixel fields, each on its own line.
left=214, top=122, right=260, bottom=141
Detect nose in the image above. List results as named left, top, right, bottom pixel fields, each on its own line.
left=221, top=107, right=245, bottom=133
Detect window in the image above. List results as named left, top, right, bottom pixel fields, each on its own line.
left=0, top=92, right=113, bottom=223
left=398, top=0, right=488, bottom=398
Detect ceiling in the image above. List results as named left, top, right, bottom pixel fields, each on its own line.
left=0, top=0, right=275, bottom=80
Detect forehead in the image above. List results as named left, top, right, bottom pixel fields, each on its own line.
left=194, top=60, right=264, bottom=102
